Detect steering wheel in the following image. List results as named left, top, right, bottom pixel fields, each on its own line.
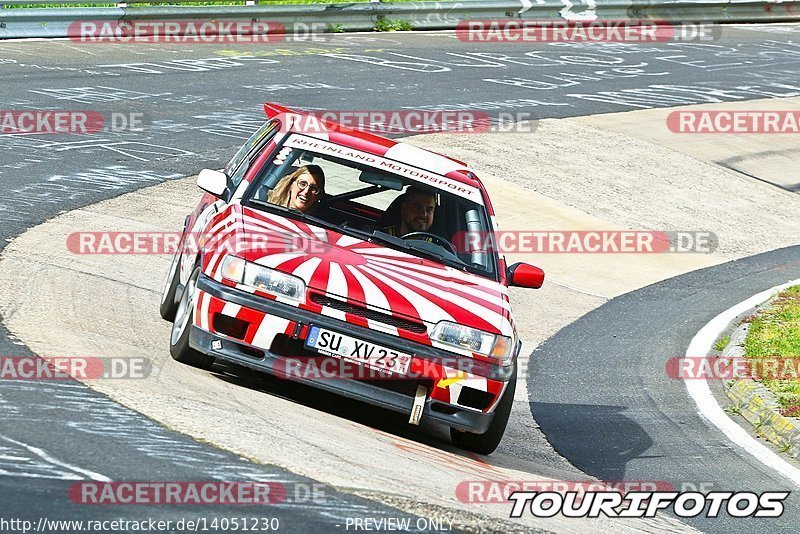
left=401, top=232, right=457, bottom=255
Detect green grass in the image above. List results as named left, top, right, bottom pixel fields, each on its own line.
left=724, top=404, right=742, bottom=416
left=744, top=285, right=800, bottom=417
left=714, top=334, right=730, bottom=352
left=6, top=2, right=117, bottom=6
left=373, top=17, right=414, bottom=31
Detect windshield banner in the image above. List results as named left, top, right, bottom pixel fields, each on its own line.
left=283, top=134, right=483, bottom=203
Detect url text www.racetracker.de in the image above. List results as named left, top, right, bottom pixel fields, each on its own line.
left=508, top=491, right=789, bottom=519
left=0, top=517, right=281, bottom=534
left=0, top=516, right=455, bottom=533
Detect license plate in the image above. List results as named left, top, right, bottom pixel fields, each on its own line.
left=304, top=326, right=412, bottom=376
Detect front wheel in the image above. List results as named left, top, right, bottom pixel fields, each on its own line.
left=169, top=266, right=215, bottom=370
left=450, top=373, right=516, bottom=455
left=159, top=251, right=181, bottom=321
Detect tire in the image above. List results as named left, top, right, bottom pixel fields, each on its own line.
left=169, top=266, right=215, bottom=370
left=159, top=251, right=181, bottom=322
left=450, top=372, right=516, bottom=455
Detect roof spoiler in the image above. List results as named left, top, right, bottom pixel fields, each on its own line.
left=430, top=152, right=469, bottom=168
left=263, top=102, right=297, bottom=118
left=261, top=102, right=470, bottom=168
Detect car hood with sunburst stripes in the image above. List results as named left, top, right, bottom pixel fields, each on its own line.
left=234, top=206, right=513, bottom=337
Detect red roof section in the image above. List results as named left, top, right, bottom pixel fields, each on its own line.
left=263, top=102, right=480, bottom=188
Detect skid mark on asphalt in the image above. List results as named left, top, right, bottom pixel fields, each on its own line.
left=0, top=166, right=183, bottom=222
left=0, top=379, right=402, bottom=516
left=0, top=434, right=110, bottom=481
left=28, top=86, right=170, bottom=104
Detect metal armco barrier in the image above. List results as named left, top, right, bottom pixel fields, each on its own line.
left=1, top=0, right=799, bottom=39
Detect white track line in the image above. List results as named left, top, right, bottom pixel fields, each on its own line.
left=685, top=277, right=800, bottom=487
left=0, top=435, right=111, bottom=482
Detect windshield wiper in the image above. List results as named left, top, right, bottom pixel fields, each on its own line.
left=245, top=201, right=478, bottom=273
left=403, top=240, right=471, bottom=270
left=341, top=227, right=470, bottom=270
left=340, top=227, right=408, bottom=248
left=247, top=202, right=434, bottom=261
left=247, top=199, right=340, bottom=232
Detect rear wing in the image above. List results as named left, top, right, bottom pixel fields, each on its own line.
left=263, top=102, right=296, bottom=118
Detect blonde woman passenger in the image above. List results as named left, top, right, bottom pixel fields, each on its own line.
left=267, top=165, right=325, bottom=214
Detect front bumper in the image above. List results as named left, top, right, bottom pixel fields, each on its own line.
left=191, top=274, right=514, bottom=434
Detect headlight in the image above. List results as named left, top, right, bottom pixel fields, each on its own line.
left=221, top=256, right=306, bottom=302
left=430, top=321, right=513, bottom=364
left=221, top=255, right=245, bottom=282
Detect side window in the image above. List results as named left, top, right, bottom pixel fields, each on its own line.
left=225, top=121, right=277, bottom=188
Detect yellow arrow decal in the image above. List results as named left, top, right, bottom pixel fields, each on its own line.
left=437, top=371, right=467, bottom=389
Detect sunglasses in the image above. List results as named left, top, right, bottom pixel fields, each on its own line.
left=295, top=179, right=320, bottom=195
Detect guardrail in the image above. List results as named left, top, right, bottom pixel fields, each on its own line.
left=0, top=0, right=296, bottom=4
left=1, top=0, right=799, bottom=39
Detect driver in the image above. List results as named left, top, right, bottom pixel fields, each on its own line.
left=383, top=187, right=436, bottom=237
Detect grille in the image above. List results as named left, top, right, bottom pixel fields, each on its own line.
left=310, top=294, right=427, bottom=334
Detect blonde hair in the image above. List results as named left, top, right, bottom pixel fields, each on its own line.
left=267, top=165, right=325, bottom=211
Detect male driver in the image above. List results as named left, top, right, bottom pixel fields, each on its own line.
left=383, top=187, right=436, bottom=237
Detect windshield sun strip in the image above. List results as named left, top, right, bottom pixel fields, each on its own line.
left=283, top=134, right=483, bottom=205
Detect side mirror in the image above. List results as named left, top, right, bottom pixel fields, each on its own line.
left=507, top=262, right=544, bottom=289
left=196, top=169, right=228, bottom=197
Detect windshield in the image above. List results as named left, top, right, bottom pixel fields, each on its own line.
left=241, top=134, right=498, bottom=280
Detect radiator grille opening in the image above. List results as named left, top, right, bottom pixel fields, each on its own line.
left=310, top=294, right=427, bottom=334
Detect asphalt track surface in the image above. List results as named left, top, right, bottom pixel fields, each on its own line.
left=1, top=27, right=800, bottom=530
left=529, top=245, right=800, bottom=533
left=0, top=379, right=427, bottom=531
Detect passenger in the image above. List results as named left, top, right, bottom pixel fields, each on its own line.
left=268, top=165, right=325, bottom=214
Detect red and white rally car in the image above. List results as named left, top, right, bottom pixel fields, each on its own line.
left=160, top=103, right=544, bottom=454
